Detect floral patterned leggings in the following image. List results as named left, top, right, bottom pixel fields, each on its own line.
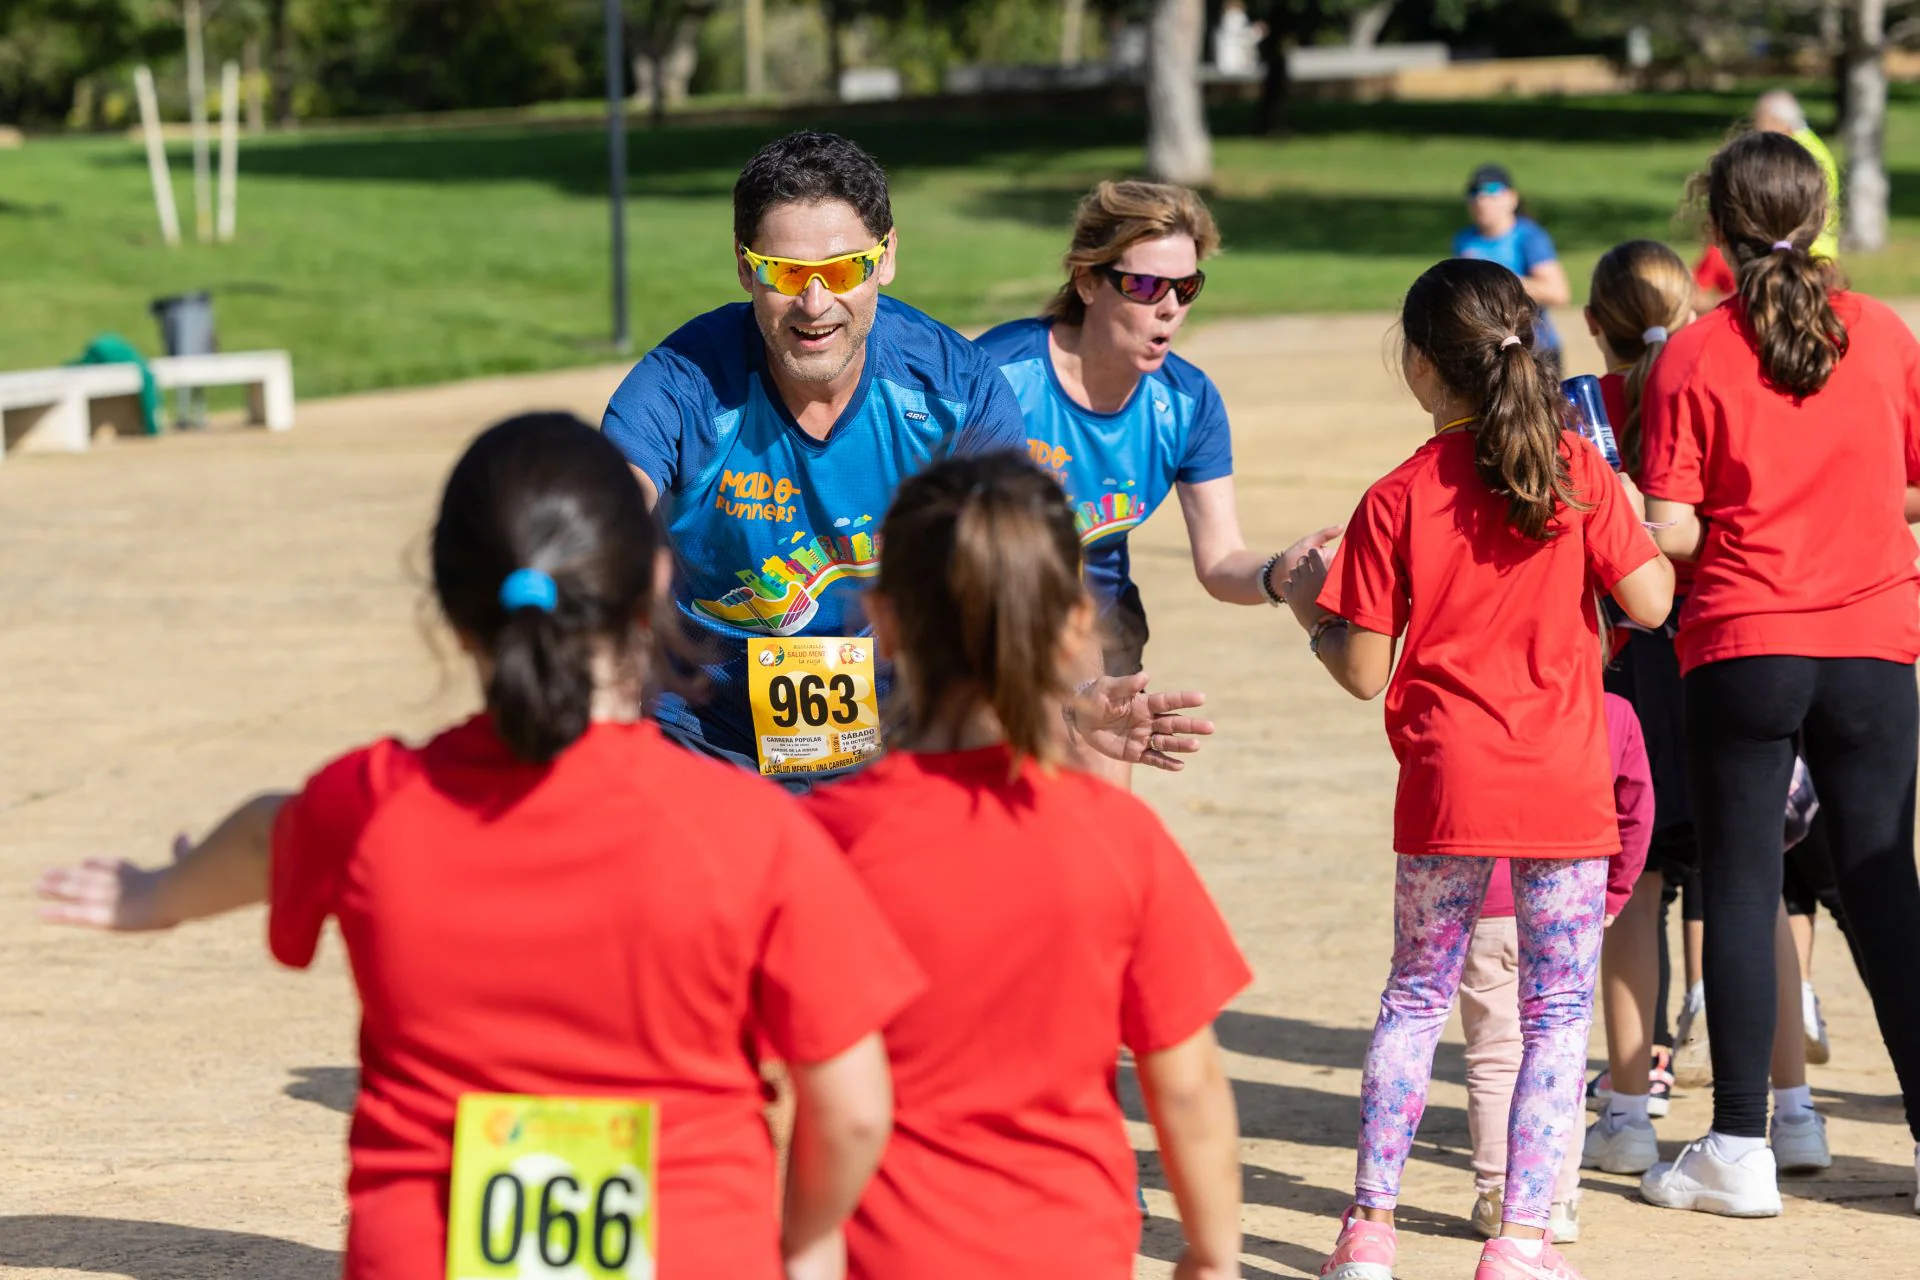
left=1354, top=855, right=1607, bottom=1228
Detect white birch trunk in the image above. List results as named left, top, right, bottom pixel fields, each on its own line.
left=1145, top=0, right=1212, bottom=185
left=1844, top=0, right=1889, bottom=252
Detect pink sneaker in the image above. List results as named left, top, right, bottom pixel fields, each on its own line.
left=1321, top=1207, right=1396, bottom=1280
left=1474, top=1237, right=1585, bottom=1280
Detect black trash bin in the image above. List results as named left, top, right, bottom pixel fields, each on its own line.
left=150, top=291, right=217, bottom=429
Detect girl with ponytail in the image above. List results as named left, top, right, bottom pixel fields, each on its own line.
left=37, top=413, right=923, bottom=1279
left=805, top=450, right=1250, bottom=1280
left=1637, top=129, right=1920, bottom=1219
left=1578, top=240, right=1704, bottom=1176
left=1283, top=257, right=1672, bottom=1280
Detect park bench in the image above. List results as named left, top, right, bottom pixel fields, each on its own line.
left=0, top=350, right=294, bottom=465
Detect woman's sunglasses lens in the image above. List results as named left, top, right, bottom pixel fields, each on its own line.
left=1172, top=275, right=1205, bottom=305
left=1119, top=274, right=1170, bottom=303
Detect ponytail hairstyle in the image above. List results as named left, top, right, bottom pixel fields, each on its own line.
left=876, top=452, right=1086, bottom=767
left=1696, top=130, right=1848, bottom=398
left=431, top=413, right=661, bottom=765
left=1402, top=257, right=1584, bottom=541
left=1587, top=240, right=1693, bottom=473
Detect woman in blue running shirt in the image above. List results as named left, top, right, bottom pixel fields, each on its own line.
left=1454, top=163, right=1571, bottom=359
left=978, top=181, right=1337, bottom=787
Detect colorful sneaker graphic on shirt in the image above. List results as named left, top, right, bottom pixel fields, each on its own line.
left=695, top=524, right=881, bottom=636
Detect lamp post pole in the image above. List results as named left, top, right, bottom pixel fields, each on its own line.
left=605, top=0, right=631, bottom=353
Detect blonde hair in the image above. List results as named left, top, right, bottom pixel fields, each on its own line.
left=1044, top=180, right=1221, bottom=325
left=1587, top=241, right=1692, bottom=474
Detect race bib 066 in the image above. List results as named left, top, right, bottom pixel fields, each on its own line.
left=447, top=1094, right=658, bottom=1280
left=746, top=636, right=881, bottom=776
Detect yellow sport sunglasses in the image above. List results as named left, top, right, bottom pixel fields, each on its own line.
left=741, top=242, right=888, bottom=296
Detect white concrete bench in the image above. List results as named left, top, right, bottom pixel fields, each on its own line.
left=0, top=350, right=294, bottom=465
left=0, top=365, right=144, bottom=457
left=151, top=350, right=295, bottom=432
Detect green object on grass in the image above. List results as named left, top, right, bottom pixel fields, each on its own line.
left=69, top=334, right=160, bottom=435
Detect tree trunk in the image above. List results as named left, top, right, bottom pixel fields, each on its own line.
left=184, top=0, right=214, bottom=243
left=243, top=36, right=265, bottom=134
left=1060, top=0, right=1087, bottom=67
left=824, top=0, right=845, bottom=98
left=743, top=0, right=766, bottom=95
left=1843, top=0, right=1888, bottom=252
left=269, top=0, right=293, bottom=126
left=1254, top=7, right=1289, bottom=136
left=1348, top=0, right=1395, bottom=48
left=1146, top=0, right=1212, bottom=184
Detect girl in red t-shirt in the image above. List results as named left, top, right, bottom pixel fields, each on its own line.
left=37, top=413, right=925, bottom=1280
left=1284, top=258, right=1672, bottom=1280
left=1638, top=129, right=1920, bottom=1218
left=1579, top=240, right=1700, bottom=1170
left=804, top=451, right=1252, bottom=1280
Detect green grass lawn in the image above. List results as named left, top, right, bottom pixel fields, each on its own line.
left=9, top=87, right=1920, bottom=398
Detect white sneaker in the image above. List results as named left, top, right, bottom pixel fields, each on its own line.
left=1771, top=1110, right=1832, bottom=1174
left=1672, top=984, right=1712, bottom=1088
left=1641, top=1136, right=1782, bottom=1217
left=1550, top=1196, right=1581, bottom=1245
left=1803, top=982, right=1831, bottom=1065
left=1583, top=1111, right=1659, bottom=1174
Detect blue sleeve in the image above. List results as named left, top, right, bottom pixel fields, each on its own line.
left=601, top=347, right=704, bottom=492
left=954, top=354, right=1030, bottom=457
left=1176, top=377, right=1233, bottom=485
left=1451, top=228, right=1471, bottom=257
left=1520, top=221, right=1559, bottom=269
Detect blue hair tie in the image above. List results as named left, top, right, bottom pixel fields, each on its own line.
left=498, top=567, right=558, bottom=614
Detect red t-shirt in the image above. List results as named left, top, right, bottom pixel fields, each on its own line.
left=269, top=715, right=925, bottom=1280
left=1317, top=430, right=1660, bottom=858
left=1603, top=369, right=1695, bottom=598
left=1638, top=292, right=1920, bottom=673
left=803, top=747, right=1252, bottom=1280
left=1694, top=245, right=1737, bottom=298
left=1481, top=693, right=1653, bottom=919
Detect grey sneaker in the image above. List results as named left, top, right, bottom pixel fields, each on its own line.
left=1771, top=1110, right=1832, bottom=1175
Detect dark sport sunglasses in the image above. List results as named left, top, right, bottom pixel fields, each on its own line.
left=1097, top=265, right=1207, bottom=307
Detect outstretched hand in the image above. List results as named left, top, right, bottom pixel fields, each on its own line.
left=1073, top=672, right=1215, bottom=772
left=1277, top=524, right=1343, bottom=593
left=36, top=835, right=190, bottom=932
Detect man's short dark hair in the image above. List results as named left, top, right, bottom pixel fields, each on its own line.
left=732, top=131, right=893, bottom=249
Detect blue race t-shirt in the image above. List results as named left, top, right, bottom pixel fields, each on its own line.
left=975, top=317, right=1232, bottom=610
left=1453, top=216, right=1561, bottom=350
left=604, top=296, right=1026, bottom=758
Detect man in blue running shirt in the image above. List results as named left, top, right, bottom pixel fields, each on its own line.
left=604, top=131, right=1212, bottom=789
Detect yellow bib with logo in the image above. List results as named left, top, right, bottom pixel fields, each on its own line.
left=745, top=635, right=881, bottom=776
left=446, top=1094, right=658, bottom=1280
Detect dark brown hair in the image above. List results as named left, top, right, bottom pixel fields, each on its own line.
left=1697, top=130, right=1848, bottom=398
left=1403, top=258, right=1583, bottom=541
left=1044, top=180, right=1221, bottom=325
left=1587, top=240, right=1693, bottom=473
left=877, top=452, right=1085, bottom=766
left=431, top=413, right=660, bottom=764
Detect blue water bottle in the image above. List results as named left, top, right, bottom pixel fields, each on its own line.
left=1561, top=374, right=1622, bottom=470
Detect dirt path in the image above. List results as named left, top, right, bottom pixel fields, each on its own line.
left=0, top=310, right=1911, bottom=1279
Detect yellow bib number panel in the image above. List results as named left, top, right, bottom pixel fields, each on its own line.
left=746, top=636, right=881, bottom=776
left=447, top=1094, right=658, bottom=1280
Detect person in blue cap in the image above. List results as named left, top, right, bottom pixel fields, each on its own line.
left=1454, top=163, right=1570, bottom=360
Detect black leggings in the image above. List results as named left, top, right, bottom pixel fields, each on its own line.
left=1685, top=656, right=1920, bottom=1140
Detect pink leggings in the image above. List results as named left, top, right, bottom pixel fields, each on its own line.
left=1353, top=855, right=1606, bottom=1229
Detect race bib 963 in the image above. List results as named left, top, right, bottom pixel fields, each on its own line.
left=746, top=635, right=881, bottom=775
left=447, top=1094, right=658, bottom=1280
